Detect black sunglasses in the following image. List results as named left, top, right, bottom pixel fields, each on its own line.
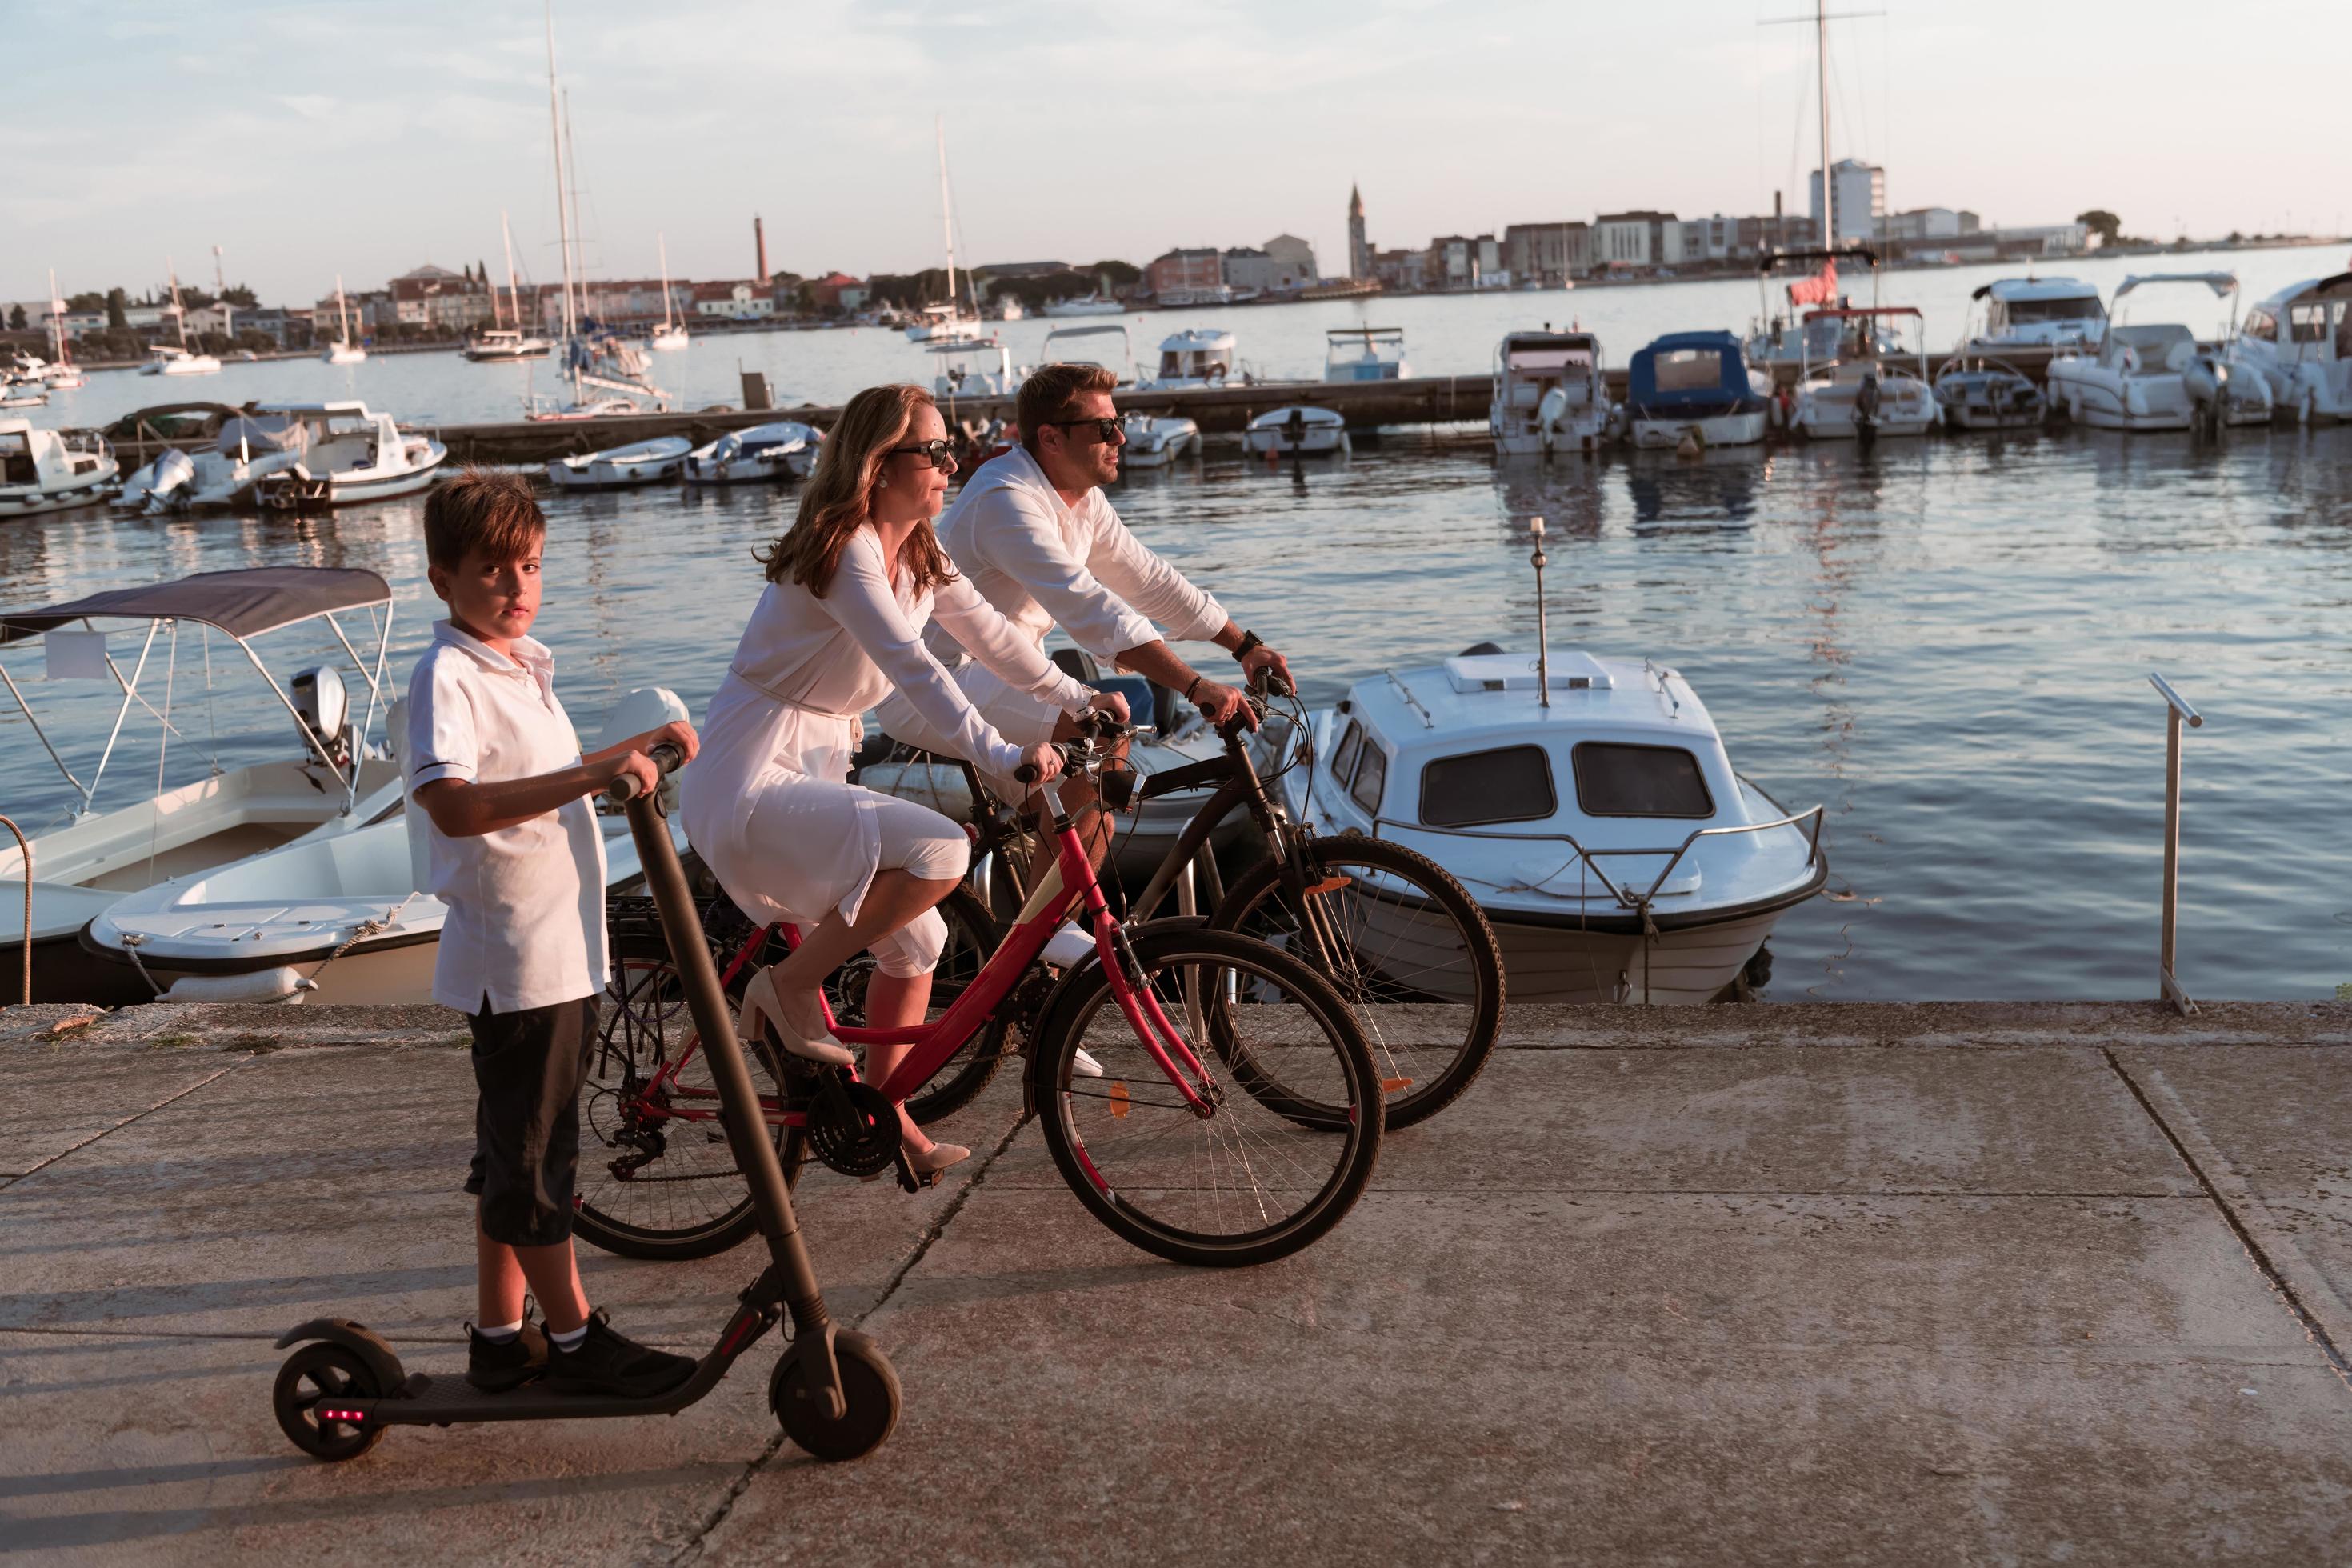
left=888, top=439, right=958, bottom=471
left=1044, top=416, right=1124, bottom=445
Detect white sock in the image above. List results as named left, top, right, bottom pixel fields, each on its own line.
left=478, top=1319, right=524, bottom=1342
left=550, top=1322, right=588, bottom=1350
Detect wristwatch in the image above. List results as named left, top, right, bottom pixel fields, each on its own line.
left=1232, top=630, right=1263, bottom=662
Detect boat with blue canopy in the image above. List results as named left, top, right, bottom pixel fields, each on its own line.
left=1623, top=331, right=1772, bottom=450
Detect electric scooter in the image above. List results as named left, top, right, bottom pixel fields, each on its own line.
left=270, top=743, right=900, bottom=1463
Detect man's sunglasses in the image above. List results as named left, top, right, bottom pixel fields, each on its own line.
left=1044, top=416, right=1125, bottom=445
left=888, top=439, right=958, bottom=471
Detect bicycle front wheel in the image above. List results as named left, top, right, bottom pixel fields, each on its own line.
left=1214, top=834, right=1503, bottom=1130
left=1035, top=928, right=1382, bottom=1268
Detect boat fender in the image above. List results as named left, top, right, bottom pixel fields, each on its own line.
left=160, top=966, right=317, bottom=1005
left=1675, top=426, right=1704, bottom=460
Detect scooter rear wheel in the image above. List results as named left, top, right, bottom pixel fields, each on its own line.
left=770, top=1331, right=901, bottom=1462
left=273, top=1344, right=386, bottom=1462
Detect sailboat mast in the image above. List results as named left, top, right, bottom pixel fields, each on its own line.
left=48, top=268, right=68, bottom=366
left=336, top=274, right=352, bottom=343
left=1816, top=0, right=1834, bottom=247
left=543, top=0, right=576, bottom=344
left=936, top=116, right=958, bottom=313
left=167, top=258, right=189, bottom=349
left=563, top=90, right=586, bottom=317
left=659, top=233, right=673, bottom=330
left=501, top=210, right=522, bottom=334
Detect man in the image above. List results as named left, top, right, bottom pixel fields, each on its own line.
left=876, top=362, right=1291, bottom=851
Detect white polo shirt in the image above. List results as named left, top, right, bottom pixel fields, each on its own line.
left=404, top=620, right=608, bottom=1014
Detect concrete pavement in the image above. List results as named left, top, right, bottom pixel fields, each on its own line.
left=1, top=1000, right=2346, bottom=1564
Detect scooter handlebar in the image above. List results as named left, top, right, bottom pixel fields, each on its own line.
left=606, top=740, right=687, bottom=804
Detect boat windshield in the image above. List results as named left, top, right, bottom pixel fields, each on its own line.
left=1652, top=349, right=1727, bottom=392
left=2005, top=296, right=2104, bottom=324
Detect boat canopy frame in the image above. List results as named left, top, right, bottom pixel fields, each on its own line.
left=0, top=566, right=395, bottom=821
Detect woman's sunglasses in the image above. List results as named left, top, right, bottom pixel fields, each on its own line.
left=888, top=439, right=958, bottom=471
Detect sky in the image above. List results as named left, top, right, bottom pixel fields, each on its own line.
left=5, top=0, right=2347, bottom=308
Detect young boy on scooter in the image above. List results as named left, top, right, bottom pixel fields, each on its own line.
left=404, top=468, right=701, bottom=1398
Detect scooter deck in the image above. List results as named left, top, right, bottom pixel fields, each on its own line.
left=347, top=1357, right=734, bottom=1426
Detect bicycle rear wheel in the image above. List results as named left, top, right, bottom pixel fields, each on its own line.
left=1035, top=928, right=1382, bottom=1267
left=1213, top=834, right=1503, bottom=1130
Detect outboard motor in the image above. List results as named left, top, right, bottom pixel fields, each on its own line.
left=290, top=665, right=351, bottom=770
left=1536, top=386, right=1571, bottom=457
left=135, top=448, right=197, bottom=514
left=1854, top=367, right=1883, bottom=443
left=2182, top=354, right=2230, bottom=438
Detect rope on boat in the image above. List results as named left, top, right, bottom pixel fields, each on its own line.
left=118, top=932, right=166, bottom=999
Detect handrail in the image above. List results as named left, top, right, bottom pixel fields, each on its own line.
left=2149, top=672, right=2202, bottom=1014
left=1368, top=802, right=1826, bottom=912
left=2, top=814, right=27, bottom=1006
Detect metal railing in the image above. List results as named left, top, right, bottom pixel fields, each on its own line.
left=2149, top=672, right=2202, bottom=1015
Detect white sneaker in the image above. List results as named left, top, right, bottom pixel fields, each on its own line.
left=1042, top=921, right=1096, bottom=969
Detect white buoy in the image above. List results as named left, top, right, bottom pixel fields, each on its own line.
left=159, top=967, right=317, bottom=1004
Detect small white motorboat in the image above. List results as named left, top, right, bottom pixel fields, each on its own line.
left=683, top=422, right=820, bottom=486
left=1624, top=331, right=1772, bottom=450
left=0, top=419, right=118, bottom=517
left=2227, top=270, right=2351, bottom=425
left=82, top=690, right=692, bottom=1005
left=140, top=346, right=223, bottom=378
left=1787, top=307, right=1939, bottom=440
left=248, top=402, right=447, bottom=511
left=1243, top=404, right=1349, bottom=458
left=1138, top=329, right=1240, bottom=390
left=1490, top=329, right=1608, bottom=456
left=1963, top=277, right=2107, bottom=353
left=925, top=334, right=1024, bottom=398
left=1042, top=292, right=1126, bottom=318
left=545, top=435, right=692, bottom=489
left=1119, top=413, right=1199, bottom=468
left=0, top=566, right=404, bottom=1005
left=1324, top=326, right=1410, bottom=382
left=2046, top=273, right=2273, bottom=432
left=0, top=384, right=48, bottom=410
left=1934, top=361, right=2049, bottom=432
left=114, top=408, right=318, bottom=514
left=462, top=328, right=554, bottom=362
left=1274, top=631, right=1826, bottom=1005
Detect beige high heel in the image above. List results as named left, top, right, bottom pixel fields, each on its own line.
left=737, top=966, right=854, bottom=1067
left=905, top=1143, right=971, bottom=1183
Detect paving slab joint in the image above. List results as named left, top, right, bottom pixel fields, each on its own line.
left=2100, top=1046, right=2352, bottom=1392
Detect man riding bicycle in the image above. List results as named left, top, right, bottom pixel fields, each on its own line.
left=875, top=361, right=1292, bottom=865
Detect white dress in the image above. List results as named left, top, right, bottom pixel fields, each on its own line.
left=679, top=527, right=1090, bottom=930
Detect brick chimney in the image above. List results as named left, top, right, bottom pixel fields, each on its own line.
left=754, top=215, right=769, bottom=284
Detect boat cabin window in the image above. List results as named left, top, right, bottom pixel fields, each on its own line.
left=1420, top=746, right=1556, bottom=828
left=1, top=432, right=33, bottom=486
left=1349, top=740, right=1387, bottom=814
left=2003, top=296, right=2103, bottom=325
left=2290, top=303, right=2333, bottom=345
left=2241, top=307, right=2277, bottom=342
left=1570, top=742, right=1714, bottom=818
left=1329, top=720, right=1363, bottom=791
left=1652, top=350, right=1723, bottom=392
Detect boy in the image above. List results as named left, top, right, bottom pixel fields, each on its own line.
left=405, top=467, right=699, bottom=1398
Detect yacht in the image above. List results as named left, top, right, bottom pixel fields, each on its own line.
left=925, top=334, right=1023, bottom=398
left=1786, top=307, right=1939, bottom=440
left=545, top=435, right=692, bottom=489
left=683, top=421, right=820, bottom=485
left=648, top=234, right=689, bottom=351
left=1490, top=329, right=1607, bottom=456
left=0, top=421, right=119, bottom=517
left=0, top=566, right=404, bottom=1004
left=2228, top=271, right=2351, bottom=424
left=1273, top=636, right=1826, bottom=1004
left=462, top=328, right=555, bottom=362
left=1963, top=278, right=2106, bottom=352
left=1139, top=328, right=1239, bottom=389
left=82, top=689, right=690, bottom=1006
left=320, top=274, right=366, bottom=364
left=141, top=345, right=222, bottom=378
left=1624, top=331, right=1772, bottom=450
left=1324, top=326, right=1410, bottom=382
left=2046, top=273, right=2273, bottom=431
left=1242, top=404, right=1349, bottom=458
left=1043, top=292, right=1126, bottom=318
left=246, top=402, right=448, bottom=510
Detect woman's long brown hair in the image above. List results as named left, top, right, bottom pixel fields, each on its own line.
left=756, top=383, right=956, bottom=598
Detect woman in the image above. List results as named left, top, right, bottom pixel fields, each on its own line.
left=679, top=384, right=1116, bottom=1177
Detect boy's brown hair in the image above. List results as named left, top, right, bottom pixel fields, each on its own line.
left=422, top=467, right=546, bottom=570
left=1016, top=362, right=1118, bottom=455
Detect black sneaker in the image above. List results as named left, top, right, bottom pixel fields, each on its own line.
left=466, top=1318, right=549, bottom=1392
left=544, top=1310, right=697, bottom=1398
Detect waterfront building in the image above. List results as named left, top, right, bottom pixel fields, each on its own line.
left=1809, top=158, right=1885, bottom=244
left=1265, top=234, right=1318, bottom=286
left=1677, top=215, right=1742, bottom=263
left=1594, top=211, right=1681, bottom=268
left=1370, top=248, right=1423, bottom=292
left=691, top=281, right=774, bottom=321
left=1347, top=184, right=1370, bottom=280
left=807, top=272, right=869, bottom=312
left=1502, top=222, right=1591, bottom=286
left=1876, top=207, right=1981, bottom=242
left=1146, top=247, right=1226, bottom=302
left=1223, top=238, right=1318, bottom=295
left=390, top=264, right=493, bottom=334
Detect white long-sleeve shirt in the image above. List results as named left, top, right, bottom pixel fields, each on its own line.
left=930, top=444, right=1226, bottom=667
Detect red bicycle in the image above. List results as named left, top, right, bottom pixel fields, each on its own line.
left=577, top=718, right=1384, bottom=1269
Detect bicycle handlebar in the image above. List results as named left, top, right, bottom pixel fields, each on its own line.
left=606, top=740, right=686, bottom=804
left=1012, top=711, right=1138, bottom=786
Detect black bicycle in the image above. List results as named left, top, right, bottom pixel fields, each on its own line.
left=891, top=681, right=1505, bottom=1131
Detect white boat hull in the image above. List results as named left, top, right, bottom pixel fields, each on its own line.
left=546, top=439, right=691, bottom=489
left=1491, top=407, right=1606, bottom=457
left=1630, top=410, right=1767, bottom=450
left=0, top=466, right=119, bottom=517
left=1242, top=410, right=1350, bottom=458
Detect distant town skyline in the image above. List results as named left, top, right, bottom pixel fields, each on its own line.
left=6, top=0, right=2346, bottom=307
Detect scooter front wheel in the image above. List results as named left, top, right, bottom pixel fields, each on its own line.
left=273, top=1344, right=386, bottom=1462
left=770, top=1330, right=901, bottom=1462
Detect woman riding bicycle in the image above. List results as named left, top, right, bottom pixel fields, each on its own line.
left=678, top=383, right=1122, bottom=1178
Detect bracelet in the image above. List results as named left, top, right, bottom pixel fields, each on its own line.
left=1185, top=674, right=1202, bottom=702
left=1233, top=630, right=1262, bottom=661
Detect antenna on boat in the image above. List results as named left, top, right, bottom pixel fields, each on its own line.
left=1530, top=517, right=1551, bottom=710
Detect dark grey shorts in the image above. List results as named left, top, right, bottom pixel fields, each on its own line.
left=463, top=994, right=599, bottom=1247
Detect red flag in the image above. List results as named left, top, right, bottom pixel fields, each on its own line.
left=1786, top=259, right=1838, bottom=308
